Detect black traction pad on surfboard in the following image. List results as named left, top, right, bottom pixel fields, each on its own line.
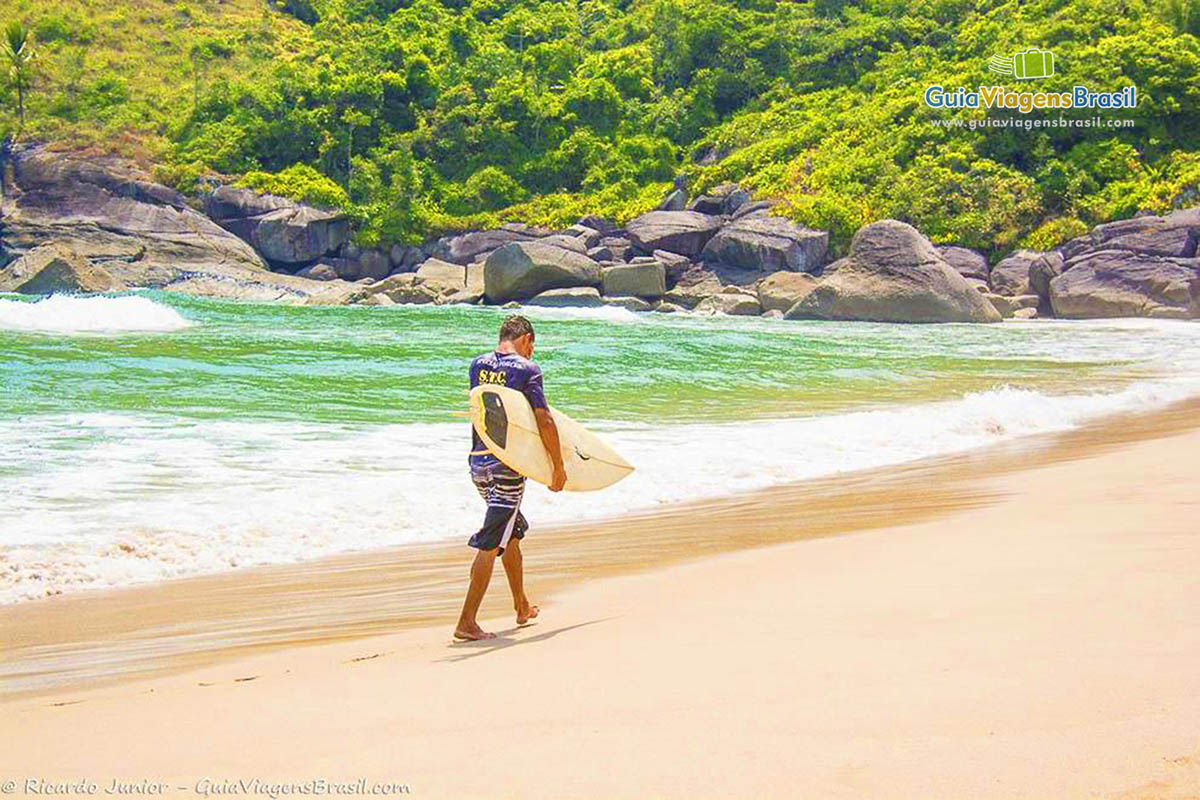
left=481, top=390, right=508, bottom=447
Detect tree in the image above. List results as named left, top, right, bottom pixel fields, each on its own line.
left=3, top=22, right=34, bottom=132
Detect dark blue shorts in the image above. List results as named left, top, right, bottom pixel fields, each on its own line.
left=468, top=460, right=528, bottom=554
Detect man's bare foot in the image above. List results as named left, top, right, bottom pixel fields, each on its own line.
left=453, top=623, right=496, bottom=641
left=516, top=602, right=539, bottom=626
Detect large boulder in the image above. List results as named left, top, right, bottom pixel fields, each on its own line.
left=432, top=224, right=551, bottom=266
left=701, top=216, right=828, bottom=273
left=695, top=289, right=762, bottom=316
left=415, top=258, right=467, bottom=298
left=688, top=183, right=750, bottom=216
left=601, top=263, right=666, bottom=298
left=206, top=186, right=349, bottom=267
left=1059, top=208, right=1200, bottom=261
left=483, top=241, right=601, bottom=302
left=989, top=250, right=1062, bottom=297
left=0, top=243, right=118, bottom=294
left=662, top=268, right=723, bottom=309
left=351, top=273, right=439, bottom=305
left=757, top=271, right=817, bottom=313
left=652, top=250, right=692, bottom=285
left=1048, top=251, right=1200, bottom=319
left=785, top=220, right=1002, bottom=323
left=936, top=246, right=990, bottom=283
left=525, top=287, right=604, bottom=307
left=658, top=188, right=688, bottom=212
left=0, top=144, right=266, bottom=278
left=625, top=211, right=723, bottom=257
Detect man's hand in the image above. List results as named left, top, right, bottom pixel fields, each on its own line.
left=534, top=407, right=567, bottom=492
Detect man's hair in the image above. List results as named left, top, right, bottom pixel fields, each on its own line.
left=498, top=314, right=535, bottom=342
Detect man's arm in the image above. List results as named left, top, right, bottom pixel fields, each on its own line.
left=533, top=407, right=567, bottom=492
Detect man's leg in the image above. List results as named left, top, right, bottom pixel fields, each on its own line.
left=455, top=548, right=499, bottom=640
left=501, top=537, right=539, bottom=625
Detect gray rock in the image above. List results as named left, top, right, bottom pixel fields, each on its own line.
left=625, top=211, right=723, bottom=257
left=653, top=302, right=686, bottom=313
left=762, top=309, right=785, bottom=319
left=1028, top=253, right=1065, bottom=313
left=688, top=194, right=725, bottom=215
left=587, top=245, right=614, bottom=262
left=695, top=292, right=762, bottom=316
left=601, top=263, right=666, bottom=298
left=433, top=227, right=549, bottom=265
left=0, top=243, right=118, bottom=294
left=207, top=187, right=349, bottom=267
left=983, top=293, right=1039, bottom=318
left=688, top=183, right=749, bottom=216
left=701, top=216, right=829, bottom=273
left=652, top=250, right=692, bottom=285
left=564, top=225, right=603, bottom=248
left=0, top=144, right=267, bottom=286
left=1049, top=251, right=1200, bottom=319
left=577, top=215, right=617, bottom=234
left=356, top=249, right=392, bottom=281
left=757, top=271, right=818, bottom=313
left=659, top=188, right=688, bottom=212
left=1011, top=307, right=1038, bottom=319
left=415, top=258, right=467, bottom=297
left=537, top=234, right=589, bottom=254
left=354, top=273, right=438, bottom=305
left=989, top=250, right=1059, bottom=296
left=599, top=237, right=634, bottom=262
left=483, top=241, right=602, bottom=302
left=785, top=220, right=1002, bottom=323
left=936, top=246, right=990, bottom=282
left=662, top=268, right=723, bottom=309
left=525, top=287, right=604, bottom=307
left=601, top=296, right=654, bottom=312
left=731, top=200, right=776, bottom=220
left=296, top=263, right=339, bottom=282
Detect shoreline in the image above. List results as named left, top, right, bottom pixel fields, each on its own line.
left=2, top=392, right=1198, bottom=797
left=4, top=395, right=1199, bottom=700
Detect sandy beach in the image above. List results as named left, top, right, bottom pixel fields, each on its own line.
left=2, top=400, right=1199, bottom=799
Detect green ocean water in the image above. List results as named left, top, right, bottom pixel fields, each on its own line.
left=0, top=292, right=1165, bottom=425
left=1, top=291, right=1198, bottom=603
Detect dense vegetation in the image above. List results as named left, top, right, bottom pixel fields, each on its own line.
left=2, top=0, right=1200, bottom=255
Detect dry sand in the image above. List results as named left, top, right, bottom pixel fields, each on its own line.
left=2, top=402, right=1198, bottom=799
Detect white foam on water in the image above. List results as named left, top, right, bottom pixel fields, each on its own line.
left=0, top=295, right=192, bottom=334
left=3, top=372, right=1199, bottom=604
left=518, top=304, right=645, bottom=324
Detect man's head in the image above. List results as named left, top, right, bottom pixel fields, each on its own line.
left=498, top=315, right=535, bottom=358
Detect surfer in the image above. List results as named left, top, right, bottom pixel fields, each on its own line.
left=455, top=315, right=567, bottom=641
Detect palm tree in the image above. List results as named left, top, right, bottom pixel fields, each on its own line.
left=4, top=22, right=34, bottom=132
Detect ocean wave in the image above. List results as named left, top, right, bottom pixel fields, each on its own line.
left=518, top=304, right=646, bottom=323
left=0, top=295, right=192, bottom=334
left=3, top=375, right=1198, bottom=603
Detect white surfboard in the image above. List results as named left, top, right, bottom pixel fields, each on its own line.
left=469, top=385, right=634, bottom=492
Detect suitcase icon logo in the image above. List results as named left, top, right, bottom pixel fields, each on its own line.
left=989, top=49, right=1055, bottom=79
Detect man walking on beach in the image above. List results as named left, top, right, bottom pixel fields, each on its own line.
left=455, top=315, right=567, bottom=641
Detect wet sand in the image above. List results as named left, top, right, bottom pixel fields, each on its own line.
left=1, top=400, right=1199, bottom=798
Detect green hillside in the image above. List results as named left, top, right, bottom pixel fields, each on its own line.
left=3, top=0, right=1199, bottom=254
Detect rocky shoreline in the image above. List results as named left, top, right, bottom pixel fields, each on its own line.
left=2, top=144, right=1198, bottom=322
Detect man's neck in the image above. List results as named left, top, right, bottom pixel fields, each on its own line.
left=495, top=342, right=518, bottom=355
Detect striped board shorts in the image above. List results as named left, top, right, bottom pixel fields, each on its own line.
left=468, top=459, right=528, bottom=554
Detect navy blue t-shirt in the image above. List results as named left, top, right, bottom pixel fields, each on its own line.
left=470, top=350, right=548, bottom=467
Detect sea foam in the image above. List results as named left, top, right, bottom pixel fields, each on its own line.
left=0, top=295, right=192, bottom=334
left=2, top=374, right=1198, bottom=604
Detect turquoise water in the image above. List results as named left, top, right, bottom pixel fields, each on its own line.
left=2, top=291, right=1198, bottom=603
